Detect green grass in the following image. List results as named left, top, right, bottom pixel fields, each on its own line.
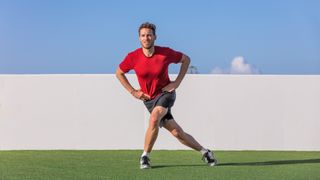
left=0, top=150, right=320, bottom=180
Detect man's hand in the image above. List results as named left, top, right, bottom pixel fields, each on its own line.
left=131, top=89, right=151, bottom=101
left=162, top=81, right=179, bottom=92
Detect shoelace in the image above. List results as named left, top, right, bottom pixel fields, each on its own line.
left=141, top=156, right=150, bottom=164
left=202, top=151, right=214, bottom=162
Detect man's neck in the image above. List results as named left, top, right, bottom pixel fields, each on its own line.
left=142, top=46, right=155, bottom=57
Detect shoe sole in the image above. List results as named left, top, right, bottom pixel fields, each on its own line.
left=140, top=165, right=151, bottom=169
left=208, top=159, right=218, bottom=166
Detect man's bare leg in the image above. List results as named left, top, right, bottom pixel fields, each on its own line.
left=140, top=106, right=168, bottom=169
left=144, top=106, right=168, bottom=153
left=163, top=119, right=203, bottom=151
left=163, top=119, right=218, bottom=166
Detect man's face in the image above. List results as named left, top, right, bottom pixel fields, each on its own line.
left=139, top=28, right=156, bottom=49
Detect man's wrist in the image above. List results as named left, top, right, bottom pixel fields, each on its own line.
left=130, top=89, right=136, bottom=95
left=173, top=81, right=180, bottom=88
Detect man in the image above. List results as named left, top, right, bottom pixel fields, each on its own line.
left=116, top=22, right=217, bottom=169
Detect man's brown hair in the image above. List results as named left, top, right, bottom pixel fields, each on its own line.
left=138, top=22, right=156, bottom=35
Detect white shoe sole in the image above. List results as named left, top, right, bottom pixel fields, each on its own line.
left=140, top=165, right=151, bottom=169
left=208, top=159, right=218, bottom=166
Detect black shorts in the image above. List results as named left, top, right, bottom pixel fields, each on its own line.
left=143, top=91, right=176, bottom=127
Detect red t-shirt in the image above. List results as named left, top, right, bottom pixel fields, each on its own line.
left=119, top=46, right=183, bottom=99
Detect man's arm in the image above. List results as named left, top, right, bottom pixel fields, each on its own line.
left=115, top=67, right=135, bottom=94
left=115, top=67, right=150, bottom=101
left=162, top=54, right=190, bottom=92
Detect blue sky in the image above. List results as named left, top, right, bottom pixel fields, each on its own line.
left=0, top=0, right=319, bottom=74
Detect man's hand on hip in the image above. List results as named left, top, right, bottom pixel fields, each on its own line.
left=131, top=90, right=151, bottom=101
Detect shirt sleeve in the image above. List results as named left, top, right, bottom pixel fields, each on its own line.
left=167, top=48, right=183, bottom=64
left=119, top=54, right=134, bottom=73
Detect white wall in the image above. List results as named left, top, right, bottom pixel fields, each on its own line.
left=0, top=74, right=319, bottom=151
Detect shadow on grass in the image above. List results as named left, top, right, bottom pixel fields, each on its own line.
left=152, top=159, right=320, bottom=168
left=219, top=159, right=320, bottom=166
left=152, top=164, right=204, bottom=169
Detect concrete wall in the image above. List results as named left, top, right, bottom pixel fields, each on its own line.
left=0, top=74, right=319, bottom=151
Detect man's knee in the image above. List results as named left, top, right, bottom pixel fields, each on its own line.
left=149, top=107, right=167, bottom=127
left=149, top=116, right=160, bottom=127
left=171, top=127, right=185, bottom=139
left=151, top=107, right=167, bottom=120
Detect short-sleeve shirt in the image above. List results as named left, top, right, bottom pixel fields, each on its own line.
left=119, top=46, right=183, bottom=99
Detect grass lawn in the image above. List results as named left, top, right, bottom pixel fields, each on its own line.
left=0, top=150, right=320, bottom=180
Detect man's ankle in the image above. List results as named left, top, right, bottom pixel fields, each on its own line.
left=141, top=151, right=150, bottom=158
left=200, top=148, right=209, bottom=155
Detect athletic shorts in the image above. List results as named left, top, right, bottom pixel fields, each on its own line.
left=143, top=91, right=176, bottom=127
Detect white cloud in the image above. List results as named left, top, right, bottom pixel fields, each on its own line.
left=211, top=56, right=260, bottom=74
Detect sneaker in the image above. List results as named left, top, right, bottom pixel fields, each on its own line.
left=202, top=150, right=217, bottom=166
left=140, top=156, right=151, bottom=169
